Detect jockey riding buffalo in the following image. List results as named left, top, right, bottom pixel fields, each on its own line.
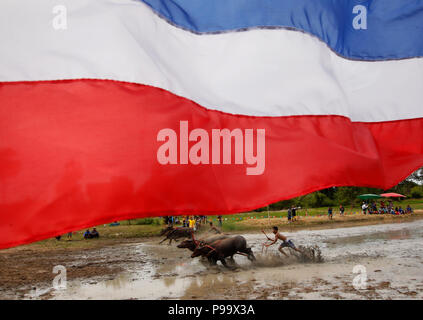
left=159, top=226, right=193, bottom=245
left=191, top=235, right=255, bottom=268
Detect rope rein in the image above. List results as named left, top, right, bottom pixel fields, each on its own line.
left=191, top=230, right=201, bottom=250
left=191, top=230, right=220, bottom=256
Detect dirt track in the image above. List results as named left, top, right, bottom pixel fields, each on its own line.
left=1, top=215, right=423, bottom=299
left=0, top=241, right=142, bottom=299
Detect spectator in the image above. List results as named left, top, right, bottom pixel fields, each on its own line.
left=291, top=206, right=297, bottom=222
left=217, top=215, right=223, bottom=227
left=380, top=201, right=385, bottom=210
left=362, top=202, right=368, bottom=215
left=388, top=200, right=393, bottom=211
left=328, top=207, right=333, bottom=220
left=83, top=229, right=91, bottom=239
left=90, top=228, right=99, bottom=238
left=189, top=217, right=196, bottom=230
left=287, top=207, right=292, bottom=223
left=339, top=205, right=345, bottom=216
left=406, top=205, right=413, bottom=214
left=67, top=231, right=72, bottom=241
left=371, top=202, right=377, bottom=213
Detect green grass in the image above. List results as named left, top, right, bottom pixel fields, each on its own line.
left=112, top=217, right=163, bottom=226
left=19, top=199, right=423, bottom=250
left=206, top=199, right=423, bottom=223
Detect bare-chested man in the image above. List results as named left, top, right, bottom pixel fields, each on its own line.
left=264, top=226, right=302, bottom=257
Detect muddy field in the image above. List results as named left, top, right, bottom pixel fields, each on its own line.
left=1, top=218, right=423, bottom=300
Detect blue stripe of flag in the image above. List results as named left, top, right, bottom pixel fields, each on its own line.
left=140, top=0, right=423, bottom=61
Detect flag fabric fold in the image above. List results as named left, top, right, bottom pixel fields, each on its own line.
left=0, top=0, right=422, bottom=249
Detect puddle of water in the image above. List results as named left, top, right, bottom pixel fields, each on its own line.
left=52, top=273, right=188, bottom=300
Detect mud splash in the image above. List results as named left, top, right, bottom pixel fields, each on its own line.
left=297, top=245, right=324, bottom=263
left=253, top=245, right=323, bottom=268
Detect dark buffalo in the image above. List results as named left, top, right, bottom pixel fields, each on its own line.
left=177, top=234, right=233, bottom=264
left=159, top=226, right=174, bottom=237
left=191, top=235, right=255, bottom=268
left=159, top=226, right=193, bottom=245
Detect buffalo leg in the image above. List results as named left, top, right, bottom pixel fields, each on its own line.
left=220, top=258, right=236, bottom=270
left=246, top=248, right=256, bottom=261
left=159, top=237, right=168, bottom=244
left=238, top=248, right=256, bottom=261
left=248, top=253, right=256, bottom=261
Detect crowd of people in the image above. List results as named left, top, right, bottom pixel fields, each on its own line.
left=287, top=206, right=298, bottom=222
left=325, top=201, right=413, bottom=219
left=164, top=215, right=223, bottom=231
left=326, top=205, right=345, bottom=220
left=55, top=215, right=224, bottom=242
left=289, top=201, right=414, bottom=221
left=53, top=200, right=414, bottom=242
left=361, top=200, right=413, bottom=215
left=55, top=227, right=100, bottom=241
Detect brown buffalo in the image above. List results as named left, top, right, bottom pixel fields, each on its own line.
left=191, top=235, right=255, bottom=268
left=159, top=226, right=193, bottom=245
left=159, top=226, right=174, bottom=237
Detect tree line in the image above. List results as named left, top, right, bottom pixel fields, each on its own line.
left=255, top=167, right=423, bottom=211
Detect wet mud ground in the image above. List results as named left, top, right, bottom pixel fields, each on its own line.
left=1, top=219, right=423, bottom=300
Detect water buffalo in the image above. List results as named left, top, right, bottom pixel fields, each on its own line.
left=177, top=235, right=233, bottom=265
left=159, top=226, right=174, bottom=237
left=159, top=226, right=194, bottom=245
left=191, top=235, right=255, bottom=268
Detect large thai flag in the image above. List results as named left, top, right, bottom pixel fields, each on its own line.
left=0, top=0, right=422, bottom=249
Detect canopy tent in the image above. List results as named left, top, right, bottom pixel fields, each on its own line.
left=380, top=193, right=406, bottom=198
left=357, top=194, right=382, bottom=200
